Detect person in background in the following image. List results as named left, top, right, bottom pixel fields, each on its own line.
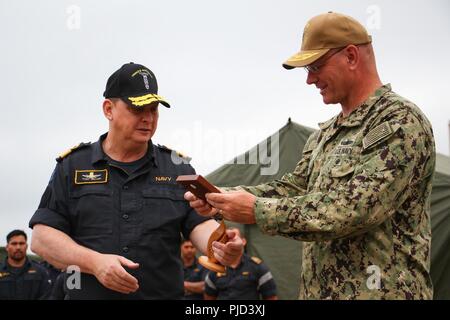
left=181, top=239, right=206, bottom=300
left=0, top=229, right=51, bottom=299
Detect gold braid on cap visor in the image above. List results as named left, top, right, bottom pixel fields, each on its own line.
left=128, top=94, right=167, bottom=107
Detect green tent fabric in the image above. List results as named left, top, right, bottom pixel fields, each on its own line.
left=0, top=247, right=6, bottom=262
left=206, top=119, right=450, bottom=300
left=430, top=154, right=450, bottom=299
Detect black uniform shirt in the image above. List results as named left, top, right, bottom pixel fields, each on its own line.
left=0, top=258, right=51, bottom=300
left=204, top=254, right=277, bottom=300
left=29, top=133, right=210, bottom=299
left=183, top=258, right=206, bottom=300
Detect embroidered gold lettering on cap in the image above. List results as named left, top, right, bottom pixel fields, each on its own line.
left=363, top=122, right=394, bottom=150
left=75, top=169, right=108, bottom=185
left=155, top=176, right=172, bottom=182
left=131, top=69, right=153, bottom=90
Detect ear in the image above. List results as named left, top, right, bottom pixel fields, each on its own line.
left=345, top=45, right=360, bottom=70
left=102, top=99, right=114, bottom=120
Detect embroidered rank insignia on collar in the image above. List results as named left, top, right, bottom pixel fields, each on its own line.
left=75, top=169, right=108, bottom=185
left=363, top=122, right=394, bottom=150
left=28, top=269, right=37, bottom=274
left=242, top=271, right=250, bottom=276
left=0, top=272, right=10, bottom=278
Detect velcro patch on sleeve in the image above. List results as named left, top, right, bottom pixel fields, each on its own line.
left=363, top=122, right=394, bottom=150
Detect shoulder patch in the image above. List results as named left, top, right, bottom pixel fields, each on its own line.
left=56, top=142, right=91, bottom=162
left=363, top=122, right=396, bottom=150
left=251, top=256, right=262, bottom=264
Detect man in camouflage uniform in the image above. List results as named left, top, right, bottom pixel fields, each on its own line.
left=185, top=12, right=435, bottom=299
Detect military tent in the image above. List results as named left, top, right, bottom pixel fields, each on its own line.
left=206, top=119, right=450, bottom=300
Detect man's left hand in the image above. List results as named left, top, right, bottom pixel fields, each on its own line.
left=211, top=228, right=244, bottom=266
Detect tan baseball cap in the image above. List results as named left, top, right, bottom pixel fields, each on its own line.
left=282, top=12, right=372, bottom=69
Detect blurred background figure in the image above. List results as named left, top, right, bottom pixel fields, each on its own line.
left=0, top=230, right=51, bottom=299
left=181, top=239, right=206, bottom=300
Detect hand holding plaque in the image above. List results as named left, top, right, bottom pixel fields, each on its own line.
left=176, top=175, right=228, bottom=273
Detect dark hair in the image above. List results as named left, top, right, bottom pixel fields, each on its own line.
left=6, top=230, right=27, bottom=243
left=181, top=237, right=192, bottom=245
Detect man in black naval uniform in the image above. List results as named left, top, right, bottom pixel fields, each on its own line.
left=0, top=230, right=51, bottom=299
left=204, top=228, right=277, bottom=300
left=181, top=239, right=206, bottom=300
left=29, top=62, right=243, bottom=299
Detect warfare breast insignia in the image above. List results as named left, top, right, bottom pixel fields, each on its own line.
left=75, top=169, right=108, bottom=185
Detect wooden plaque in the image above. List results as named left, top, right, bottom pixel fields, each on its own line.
left=176, top=175, right=220, bottom=201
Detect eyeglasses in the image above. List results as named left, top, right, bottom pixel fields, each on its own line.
left=304, top=47, right=346, bottom=74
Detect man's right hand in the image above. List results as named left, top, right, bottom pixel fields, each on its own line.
left=184, top=191, right=219, bottom=217
left=92, top=254, right=140, bottom=294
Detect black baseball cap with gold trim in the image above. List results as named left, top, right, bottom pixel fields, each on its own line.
left=282, top=12, right=372, bottom=70
left=103, top=62, right=170, bottom=108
